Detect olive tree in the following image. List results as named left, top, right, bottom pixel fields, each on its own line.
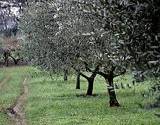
left=66, top=0, right=128, bottom=106
left=89, top=0, right=160, bottom=106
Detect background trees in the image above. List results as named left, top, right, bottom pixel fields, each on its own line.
left=0, top=0, right=26, bottom=66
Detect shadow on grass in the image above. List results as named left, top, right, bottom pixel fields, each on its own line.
left=29, top=93, right=107, bottom=102
left=76, top=93, right=107, bottom=98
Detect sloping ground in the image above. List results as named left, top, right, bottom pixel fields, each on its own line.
left=0, top=67, right=29, bottom=125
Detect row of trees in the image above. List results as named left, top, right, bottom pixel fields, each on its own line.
left=20, top=0, right=160, bottom=107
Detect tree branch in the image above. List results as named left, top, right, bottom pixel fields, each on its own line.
left=83, top=61, right=93, bottom=72
left=114, top=68, right=126, bottom=78
left=79, top=72, right=89, bottom=80
left=97, top=71, right=108, bottom=78
left=71, top=65, right=89, bottom=80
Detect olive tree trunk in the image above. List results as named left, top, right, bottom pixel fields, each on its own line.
left=76, top=72, right=80, bottom=89
left=98, top=68, right=120, bottom=107
left=86, top=78, right=94, bottom=95
left=105, top=76, right=120, bottom=107
left=63, top=69, right=68, bottom=81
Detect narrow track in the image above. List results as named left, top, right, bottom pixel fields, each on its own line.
left=7, top=78, right=28, bottom=125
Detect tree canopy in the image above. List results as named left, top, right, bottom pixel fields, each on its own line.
left=20, top=0, right=160, bottom=106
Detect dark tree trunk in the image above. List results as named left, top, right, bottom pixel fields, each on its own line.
left=63, top=69, right=68, bottom=81
left=76, top=72, right=80, bottom=89
left=75, top=64, right=99, bottom=96
left=86, top=78, right=94, bottom=96
left=10, top=56, right=18, bottom=65
left=85, top=64, right=99, bottom=96
left=106, top=75, right=120, bottom=107
left=4, top=52, right=9, bottom=66
left=79, top=73, right=95, bottom=96
left=98, top=68, right=120, bottom=107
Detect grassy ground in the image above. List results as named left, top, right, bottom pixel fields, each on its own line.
left=26, top=67, right=160, bottom=125
left=0, top=66, right=29, bottom=125
left=0, top=66, right=160, bottom=125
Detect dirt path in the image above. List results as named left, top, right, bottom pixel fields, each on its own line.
left=7, top=78, right=28, bottom=125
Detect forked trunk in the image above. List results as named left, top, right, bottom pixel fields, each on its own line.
left=77, top=64, right=99, bottom=96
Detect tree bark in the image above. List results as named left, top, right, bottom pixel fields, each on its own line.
left=85, top=64, right=100, bottom=96
left=106, top=74, right=120, bottom=107
left=76, top=71, right=80, bottom=89
left=79, top=73, right=95, bottom=96
left=107, top=85, right=120, bottom=107
left=4, top=52, right=9, bottom=66
left=74, top=63, right=99, bottom=96
left=98, top=68, right=120, bottom=107
left=86, top=78, right=94, bottom=96
left=63, top=69, right=68, bottom=81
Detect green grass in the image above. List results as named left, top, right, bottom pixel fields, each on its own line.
left=0, top=67, right=160, bottom=125
left=0, top=66, right=29, bottom=125
left=26, top=68, right=160, bottom=125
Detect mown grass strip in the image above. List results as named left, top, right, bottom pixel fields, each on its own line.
left=0, top=66, right=29, bottom=125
